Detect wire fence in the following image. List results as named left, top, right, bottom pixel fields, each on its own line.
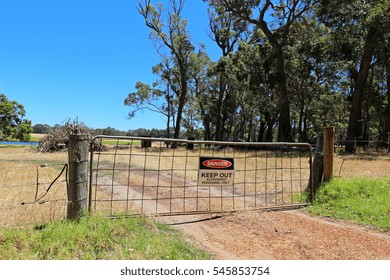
left=0, top=163, right=68, bottom=227
left=89, top=136, right=313, bottom=217
left=335, top=155, right=390, bottom=178
left=337, top=139, right=390, bottom=152
left=331, top=140, right=390, bottom=178
left=1, top=136, right=388, bottom=226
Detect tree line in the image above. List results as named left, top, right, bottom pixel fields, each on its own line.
left=32, top=123, right=173, bottom=138
left=125, top=0, right=390, bottom=152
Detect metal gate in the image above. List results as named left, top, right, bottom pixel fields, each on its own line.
left=89, top=136, right=313, bottom=216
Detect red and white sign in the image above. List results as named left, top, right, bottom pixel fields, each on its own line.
left=198, top=157, right=234, bottom=186
left=202, top=159, right=233, bottom=169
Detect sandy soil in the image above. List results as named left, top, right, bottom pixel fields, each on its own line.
left=95, top=172, right=390, bottom=260
left=156, top=209, right=390, bottom=260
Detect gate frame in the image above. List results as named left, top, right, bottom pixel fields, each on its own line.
left=88, top=136, right=314, bottom=215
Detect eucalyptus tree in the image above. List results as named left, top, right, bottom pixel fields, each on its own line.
left=369, top=8, right=390, bottom=147
left=360, top=30, right=390, bottom=147
left=133, top=0, right=196, bottom=146
left=124, top=79, right=175, bottom=138
left=230, top=39, right=277, bottom=142
left=282, top=13, right=351, bottom=143
left=188, top=47, right=213, bottom=140
left=206, top=0, right=320, bottom=142
left=382, top=33, right=390, bottom=146
left=206, top=5, right=249, bottom=140
left=319, top=0, right=390, bottom=152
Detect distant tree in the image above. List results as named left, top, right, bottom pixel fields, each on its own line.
left=126, top=128, right=152, bottom=137
left=32, top=124, right=52, bottom=134
left=0, top=94, right=32, bottom=141
left=126, top=127, right=171, bottom=138
left=94, top=126, right=126, bottom=136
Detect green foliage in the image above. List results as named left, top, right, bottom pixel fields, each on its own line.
left=32, top=124, right=53, bottom=134
left=94, top=126, right=127, bottom=136
left=0, top=94, right=32, bottom=141
left=307, top=177, right=390, bottom=230
left=125, top=1, right=390, bottom=146
left=125, top=81, right=167, bottom=119
left=366, top=0, right=390, bottom=27
left=0, top=214, right=211, bottom=260
left=130, top=0, right=200, bottom=142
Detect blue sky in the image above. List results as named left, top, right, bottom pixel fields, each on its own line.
left=0, top=0, right=219, bottom=131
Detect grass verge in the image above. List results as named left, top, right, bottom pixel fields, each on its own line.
left=0, top=214, right=211, bottom=260
left=102, top=139, right=141, bottom=146
left=306, top=177, right=390, bottom=231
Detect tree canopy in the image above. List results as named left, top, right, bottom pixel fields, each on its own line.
left=0, top=94, right=32, bottom=141
left=126, top=0, right=390, bottom=152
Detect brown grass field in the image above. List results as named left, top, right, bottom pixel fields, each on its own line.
left=0, top=146, right=68, bottom=227
left=1, top=144, right=389, bottom=228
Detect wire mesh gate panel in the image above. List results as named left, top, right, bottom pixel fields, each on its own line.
left=89, top=136, right=313, bottom=216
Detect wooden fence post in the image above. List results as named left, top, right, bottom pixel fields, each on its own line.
left=312, top=132, right=324, bottom=197
left=323, top=127, right=334, bottom=182
left=67, top=134, right=90, bottom=220
left=141, top=135, right=152, bottom=148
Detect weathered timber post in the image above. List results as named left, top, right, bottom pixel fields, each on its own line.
left=67, top=134, right=89, bottom=219
left=187, top=137, right=195, bottom=150
left=141, top=135, right=152, bottom=148
left=323, top=127, right=334, bottom=182
left=312, top=132, right=324, bottom=197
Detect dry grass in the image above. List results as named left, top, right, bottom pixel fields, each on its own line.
left=0, top=145, right=67, bottom=163
left=0, top=147, right=68, bottom=227
left=334, top=155, right=390, bottom=178
left=30, top=133, right=46, bottom=140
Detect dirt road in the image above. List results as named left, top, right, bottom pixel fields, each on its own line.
left=95, top=173, right=390, bottom=260
left=156, top=209, right=390, bottom=260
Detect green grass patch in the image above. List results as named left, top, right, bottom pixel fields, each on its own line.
left=0, top=214, right=211, bottom=260
left=29, top=137, right=41, bottom=142
left=307, top=177, right=390, bottom=230
left=102, top=140, right=141, bottom=146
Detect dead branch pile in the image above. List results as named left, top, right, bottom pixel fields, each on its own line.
left=37, top=120, right=96, bottom=152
